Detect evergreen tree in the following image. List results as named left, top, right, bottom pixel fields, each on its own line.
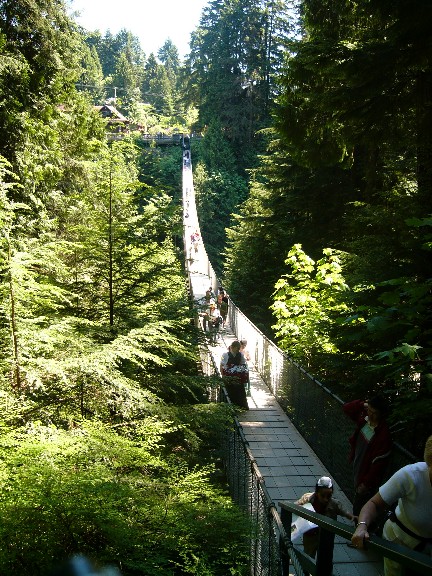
left=78, top=41, right=105, bottom=102
left=0, top=5, right=254, bottom=575
left=158, top=38, right=180, bottom=85
left=0, top=0, right=81, bottom=163
left=224, top=0, right=432, bottom=448
left=186, top=0, right=293, bottom=152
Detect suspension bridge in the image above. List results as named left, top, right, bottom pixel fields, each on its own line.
left=181, top=146, right=432, bottom=576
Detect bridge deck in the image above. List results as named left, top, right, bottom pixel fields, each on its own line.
left=184, top=164, right=382, bottom=576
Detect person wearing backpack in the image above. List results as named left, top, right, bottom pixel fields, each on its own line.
left=220, top=341, right=249, bottom=409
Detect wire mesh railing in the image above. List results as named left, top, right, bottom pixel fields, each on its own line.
left=218, top=382, right=306, bottom=576
left=197, top=330, right=427, bottom=575
left=182, top=145, right=414, bottom=503
left=194, top=334, right=304, bottom=575
left=227, top=298, right=415, bottom=501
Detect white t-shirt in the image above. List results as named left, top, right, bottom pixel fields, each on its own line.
left=379, top=462, right=432, bottom=538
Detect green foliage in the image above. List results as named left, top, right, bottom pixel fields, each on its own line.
left=270, top=234, right=432, bottom=454
left=0, top=143, right=249, bottom=575
left=224, top=190, right=276, bottom=330
left=194, top=160, right=248, bottom=273
left=185, top=0, right=294, bottom=152
left=223, top=136, right=353, bottom=330
left=138, top=145, right=183, bottom=201
left=271, top=244, right=349, bottom=366
left=0, top=6, right=251, bottom=567
left=0, top=0, right=82, bottom=163
left=221, top=0, right=432, bottom=454
left=81, top=30, right=191, bottom=131
left=0, top=421, right=250, bottom=576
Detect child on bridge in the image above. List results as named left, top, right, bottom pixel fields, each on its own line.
left=294, top=476, right=355, bottom=560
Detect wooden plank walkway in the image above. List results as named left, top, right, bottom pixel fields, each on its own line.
left=216, top=325, right=382, bottom=576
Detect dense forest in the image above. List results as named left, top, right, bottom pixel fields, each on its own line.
left=0, top=1, right=250, bottom=574
left=0, top=0, right=431, bottom=573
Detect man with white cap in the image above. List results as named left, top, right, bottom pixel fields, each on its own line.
left=295, top=476, right=356, bottom=558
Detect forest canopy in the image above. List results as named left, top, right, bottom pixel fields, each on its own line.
left=220, top=0, right=432, bottom=455
left=0, top=1, right=250, bottom=574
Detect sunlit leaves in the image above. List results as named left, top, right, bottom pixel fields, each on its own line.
left=0, top=421, right=249, bottom=575
left=271, top=244, right=349, bottom=364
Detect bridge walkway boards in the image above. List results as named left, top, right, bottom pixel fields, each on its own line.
left=190, top=269, right=382, bottom=576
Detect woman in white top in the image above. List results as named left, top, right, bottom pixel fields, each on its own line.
left=351, top=435, right=432, bottom=576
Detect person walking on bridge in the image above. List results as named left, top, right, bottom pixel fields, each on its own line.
left=219, top=290, right=229, bottom=327
left=191, top=229, right=200, bottom=253
left=207, top=303, right=221, bottom=344
left=295, top=476, right=356, bottom=560
left=343, top=395, right=392, bottom=518
left=220, top=341, right=249, bottom=409
left=205, top=287, right=215, bottom=304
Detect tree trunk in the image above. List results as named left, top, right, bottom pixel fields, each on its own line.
left=7, top=237, right=22, bottom=391
left=109, top=166, right=114, bottom=326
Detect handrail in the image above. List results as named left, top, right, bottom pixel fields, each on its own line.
left=218, top=376, right=306, bottom=575
left=191, top=311, right=298, bottom=574
left=279, top=502, right=432, bottom=576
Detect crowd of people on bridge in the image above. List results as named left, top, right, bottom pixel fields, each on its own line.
left=198, top=284, right=253, bottom=407
left=199, top=286, right=230, bottom=344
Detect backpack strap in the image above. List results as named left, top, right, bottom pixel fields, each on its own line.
left=389, top=512, right=432, bottom=544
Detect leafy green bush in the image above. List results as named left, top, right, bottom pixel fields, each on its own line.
left=0, top=421, right=250, bottom=576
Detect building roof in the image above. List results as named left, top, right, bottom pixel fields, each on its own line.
left=94, top=104, right=130, bottom=123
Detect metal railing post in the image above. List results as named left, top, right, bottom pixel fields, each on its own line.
left=315, top=529, right=335, bottom=576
